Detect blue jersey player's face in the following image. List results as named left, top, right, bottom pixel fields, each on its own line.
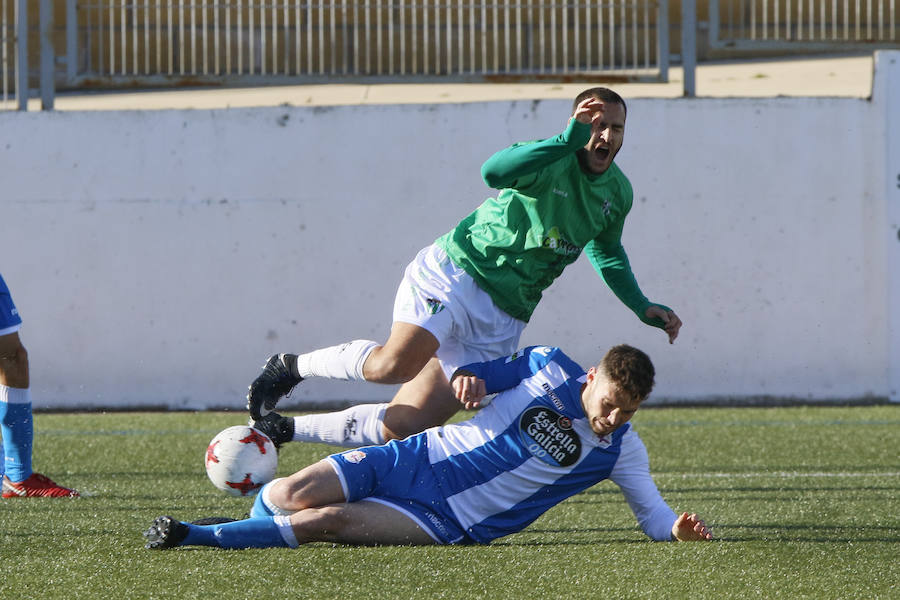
left=581, top=366, right=643, bottom=437
left=578, top=100, right=626, bottom=176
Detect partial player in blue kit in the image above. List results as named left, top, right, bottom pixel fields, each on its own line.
left=0, top=273, right=78, bottom=498
left=144, top=344, right=711, bottom=549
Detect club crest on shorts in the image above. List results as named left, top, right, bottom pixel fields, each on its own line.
left=425, top=297, right=445, bottom=314
left=342, top=450, right=367, bottom=464
left=518, top=406, right=581, bottom=467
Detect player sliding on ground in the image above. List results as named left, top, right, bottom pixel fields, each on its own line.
left=145, top=345, right=712, bottom=549
left=246, top=87, right=683, bottom=451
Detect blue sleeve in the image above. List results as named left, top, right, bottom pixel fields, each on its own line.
left=456, top=346, right=563, bottom=394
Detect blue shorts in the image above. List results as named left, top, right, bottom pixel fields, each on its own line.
left=0, top=274, right=23, bottom=335
left=327, top=434, right=474, bottom=545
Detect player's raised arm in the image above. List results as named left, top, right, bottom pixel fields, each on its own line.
left=480, top=121, right=591, bottom=189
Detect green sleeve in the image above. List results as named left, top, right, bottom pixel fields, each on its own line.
left=481, top=119, right=591, bottom=189
left=585, top=240, right=670, bottom=329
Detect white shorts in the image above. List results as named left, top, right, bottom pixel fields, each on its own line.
left=392, top=244, right=527, bottom=379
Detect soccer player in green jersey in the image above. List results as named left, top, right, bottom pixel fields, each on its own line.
left=247, top=87, right=682, bottom=449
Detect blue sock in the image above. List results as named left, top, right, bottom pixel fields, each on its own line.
left=0, top=386, right=33, bottom=482
left=183, top=516, right=294, bottom=549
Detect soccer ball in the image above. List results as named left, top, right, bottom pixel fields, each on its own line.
left=204, top=425, right=278, bottom=496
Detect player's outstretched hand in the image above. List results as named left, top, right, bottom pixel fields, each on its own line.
left=451, top=371, right=487, bottom=410
left=645, top=305, right=682, bottom=344
left=672, top=512, right=713, bottom=541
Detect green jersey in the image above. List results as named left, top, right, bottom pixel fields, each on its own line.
left=436, top=119, right=666, bottom=326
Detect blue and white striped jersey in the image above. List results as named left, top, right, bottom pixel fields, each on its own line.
left=426, top=345, right=677, bottom=543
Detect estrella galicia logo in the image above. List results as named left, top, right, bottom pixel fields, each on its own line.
left=519, top=407, right=581, bottom=467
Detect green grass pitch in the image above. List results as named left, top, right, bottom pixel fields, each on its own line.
left=1, top=406, right=897, bottom=599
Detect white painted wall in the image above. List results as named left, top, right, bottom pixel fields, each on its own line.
left=878, top=52, right=900, bottom=404
left=1, top=53, right=896, bottom=409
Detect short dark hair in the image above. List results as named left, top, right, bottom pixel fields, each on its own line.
left=572, top=87, right=627, bottom=118
left=600, top=344, right=654, bottom=401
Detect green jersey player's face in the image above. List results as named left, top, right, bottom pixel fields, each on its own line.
left=578, top=101, right=626, bottom=176
left=580, top=366, right=642, bottom=437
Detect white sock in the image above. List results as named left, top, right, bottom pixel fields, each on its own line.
left=292, top=403, right=388, bottom=447
left=273, top=515, right=300, bottom=548
left=262, top=478, right=294, bottom=516
left=0, top=385, right=30, bottom=404
left=295, top=340, right=378, bottom=381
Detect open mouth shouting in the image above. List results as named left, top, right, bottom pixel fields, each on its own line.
left=580, top=145, right=613, bottom=174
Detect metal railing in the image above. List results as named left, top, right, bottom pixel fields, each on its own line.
left=63, top=1, right=669, bottom=86
left=1, top=0, right=26, bottom=110
left=710, top=0, right=899, bottom=51
left=10, top=1, right=899, bottom=110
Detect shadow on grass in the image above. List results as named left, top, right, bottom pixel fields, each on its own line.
left=498, top=538, right=653, bottom=546
left=708, top=522, right=900, bottom=543
left=513, top=522, right=900, bottom=545
left=652, top=465, right=900, bottom=474
left=570, top=483, right=900, bottom=500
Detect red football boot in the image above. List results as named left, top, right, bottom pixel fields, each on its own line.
left=2, top=473, right=79, bottom=498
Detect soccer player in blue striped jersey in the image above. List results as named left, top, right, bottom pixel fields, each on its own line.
left=145, top=345, right=711, bottom=549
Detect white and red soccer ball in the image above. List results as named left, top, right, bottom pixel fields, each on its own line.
left=204, top=425, right=278, bottom=496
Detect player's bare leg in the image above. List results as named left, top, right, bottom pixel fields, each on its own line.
left=290, top=500, right=437, bottom=546
left=256, top=323, right=450, bottom=447
left=0, top=331, right=29, bottom=388
left=266, top=460, right=347, bottom=511
left=381, top=357, right=459, bottom=442
left=265, top=459, right=434, bottom=544
left=146, top=493, right=436, bottom=549
left=359, top=322, right=438, bottom=384
left=247, top=322, right=436, bottom=420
